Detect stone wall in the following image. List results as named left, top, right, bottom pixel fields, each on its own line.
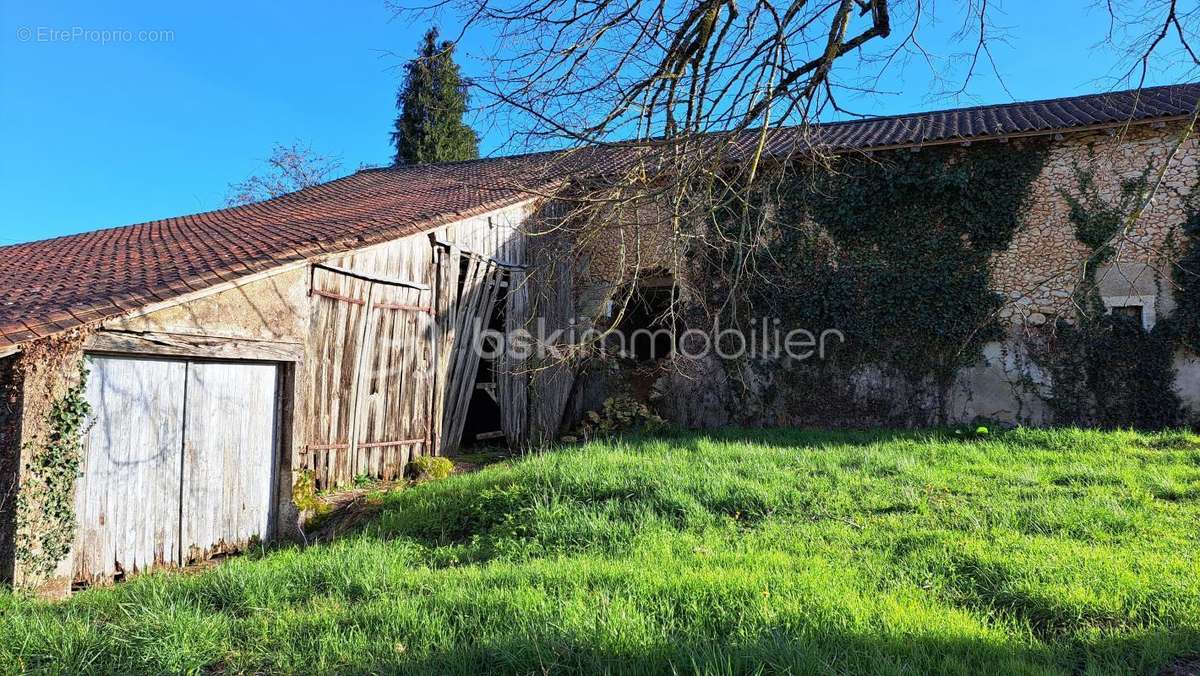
left=963, top=123, right=1197, bottom=425
left=577, top=122, right=1200, bottom=428
left=574, top=201, right=681, bottom=320
left=7, top=332, right=88, bottom=596
left=992, top=123, right=1197, bottom=327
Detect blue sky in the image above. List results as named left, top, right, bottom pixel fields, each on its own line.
left=1, top=1, right=1195, bottom=244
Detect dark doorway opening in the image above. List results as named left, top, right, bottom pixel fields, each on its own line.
left=613, top=275, right=677, bottom=362
left=460, top=265, right=509, bottom=449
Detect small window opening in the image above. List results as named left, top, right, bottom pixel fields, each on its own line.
left=612, top=274, right=677, bottom=362
left=1111, top=305, right=1144, bottom=325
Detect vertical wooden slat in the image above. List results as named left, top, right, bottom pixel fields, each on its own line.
left=500, top=229, right=530, bottom=449
left=442, top=256, right=505, bottom=452
left=309, top=215, right=541, bottom=470
left=432, top=243, right=459, bottom=455
left=325, top=235, right=441, bottom=482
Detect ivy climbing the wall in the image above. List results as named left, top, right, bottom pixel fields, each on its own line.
left=1160, top=203, right=1200, bottom=352
left=14, top=362, right=90, bottom=579
left=1042, top=163, right=1181, bottom=429
left=705, top=141, right=1051, bottom=420
left=1043, top=315, right=1180, bottom=428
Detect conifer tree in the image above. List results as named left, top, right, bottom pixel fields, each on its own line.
left=391, top=28, right=479, bottom=165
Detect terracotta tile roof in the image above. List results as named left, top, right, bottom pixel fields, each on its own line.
left=0, top=149, right=601, bottom=350
left=793, top=81, right=1200, bottom=152
left=2, top=83, right=1197, bottom=352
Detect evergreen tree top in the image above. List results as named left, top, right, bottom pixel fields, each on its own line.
left=391, top=27, right=480, bottom=166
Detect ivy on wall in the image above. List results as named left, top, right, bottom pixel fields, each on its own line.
left=1160, top=203, right=1200, bottom=352
left=1044, top=315, right=1179, bottom=428
left=14, top=362, right=90, bottom=579
left=1041, top=163, right=1181, bottom=429
left=1061, top=166, right=1148, bottom=259
left=723, top=142, right=1052, bottom=408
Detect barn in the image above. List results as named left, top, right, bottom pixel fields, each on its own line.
left=0, top=150, right=605, bottom=594
left=3, top=83, right=1199, bottom=596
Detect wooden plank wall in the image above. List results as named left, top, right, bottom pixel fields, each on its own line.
left=303, top=201, right=544, bottom=488
left=355, top=280, right=435, bottom=481
left=307, top=268, right=373, bottom=487
left=440, top=254, right=504, bottom=453
left=181, top=362, right=279, bottom=562
left=501, top=249, right=530, bottom=448
left=74, top=356, right=187, bottom=581
left=431, top=244, right=457, bottom=455
left=74, top=356, right=280, bottom=582
left=443, top=206, right=533, bottom=450
left=304, top=236, right=439, bottom=488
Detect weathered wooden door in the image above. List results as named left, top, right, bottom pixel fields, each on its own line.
left=307, top=267, right=373, bottom=488
left=353, top=281, right=436, bottom=481
left=180, top=362, right=279, bottom=561
left=73, top=355, right=279, bottom=582
left=307, top=265, right=436, bottom=488
left=440, top=254, right=507, bottom=453
left=74, top=356, right=187, bottom=580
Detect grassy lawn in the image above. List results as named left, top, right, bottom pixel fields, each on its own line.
left=3, top=428, right=1200, bottom=675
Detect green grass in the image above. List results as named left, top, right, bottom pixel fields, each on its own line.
left=3, top=428, right=1200, bottom=674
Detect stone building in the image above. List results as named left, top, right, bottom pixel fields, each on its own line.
left=576, top=85, right=1200, bottom=428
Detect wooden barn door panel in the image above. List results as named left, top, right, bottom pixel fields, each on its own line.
left=353, top=283, right=436, bottom=480
left=500, top=251, right=530, bottom=449
left=308, top=267, right=373, bottom=487
left=181, top=361, right=279, bottom=562
left=74, top=355, right=187, bottom=581
left=441, top=256, right=505, bottom=453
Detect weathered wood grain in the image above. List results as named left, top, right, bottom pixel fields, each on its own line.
left=181, top=362, right=278, bottom=562
left=500, top=232, right=530, bottom=448
left=74, top=356, right=282, bottom=582
left=307, top=237, right=439, bottom=486
left=307, top=268, right=372, bottom=487
left=87, top=331, right=303, bottom=363
left=74, top=355, right=187, bottom=582
left=442, top=255, right=505, bottom=452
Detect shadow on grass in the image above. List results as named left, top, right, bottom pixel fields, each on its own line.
left=618, top=425, right=948, bottom=452
left=285, top=624, right=1199, bottom=676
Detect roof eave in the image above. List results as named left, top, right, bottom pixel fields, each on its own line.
left=829, top=113, right=1193, bottom=154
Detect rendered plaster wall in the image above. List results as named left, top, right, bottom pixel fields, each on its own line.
left=104, top=266, right=311, bottom=342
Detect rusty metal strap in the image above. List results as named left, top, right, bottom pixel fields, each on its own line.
left=374, top=303, right=433, bottom=314
left=314, top=263, right=431, bottom=290
left=304, top=443, right=352, bottom=453
left=309, top=289, right=365, bottom=306
left=358, top=438, right=426, bottom=449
